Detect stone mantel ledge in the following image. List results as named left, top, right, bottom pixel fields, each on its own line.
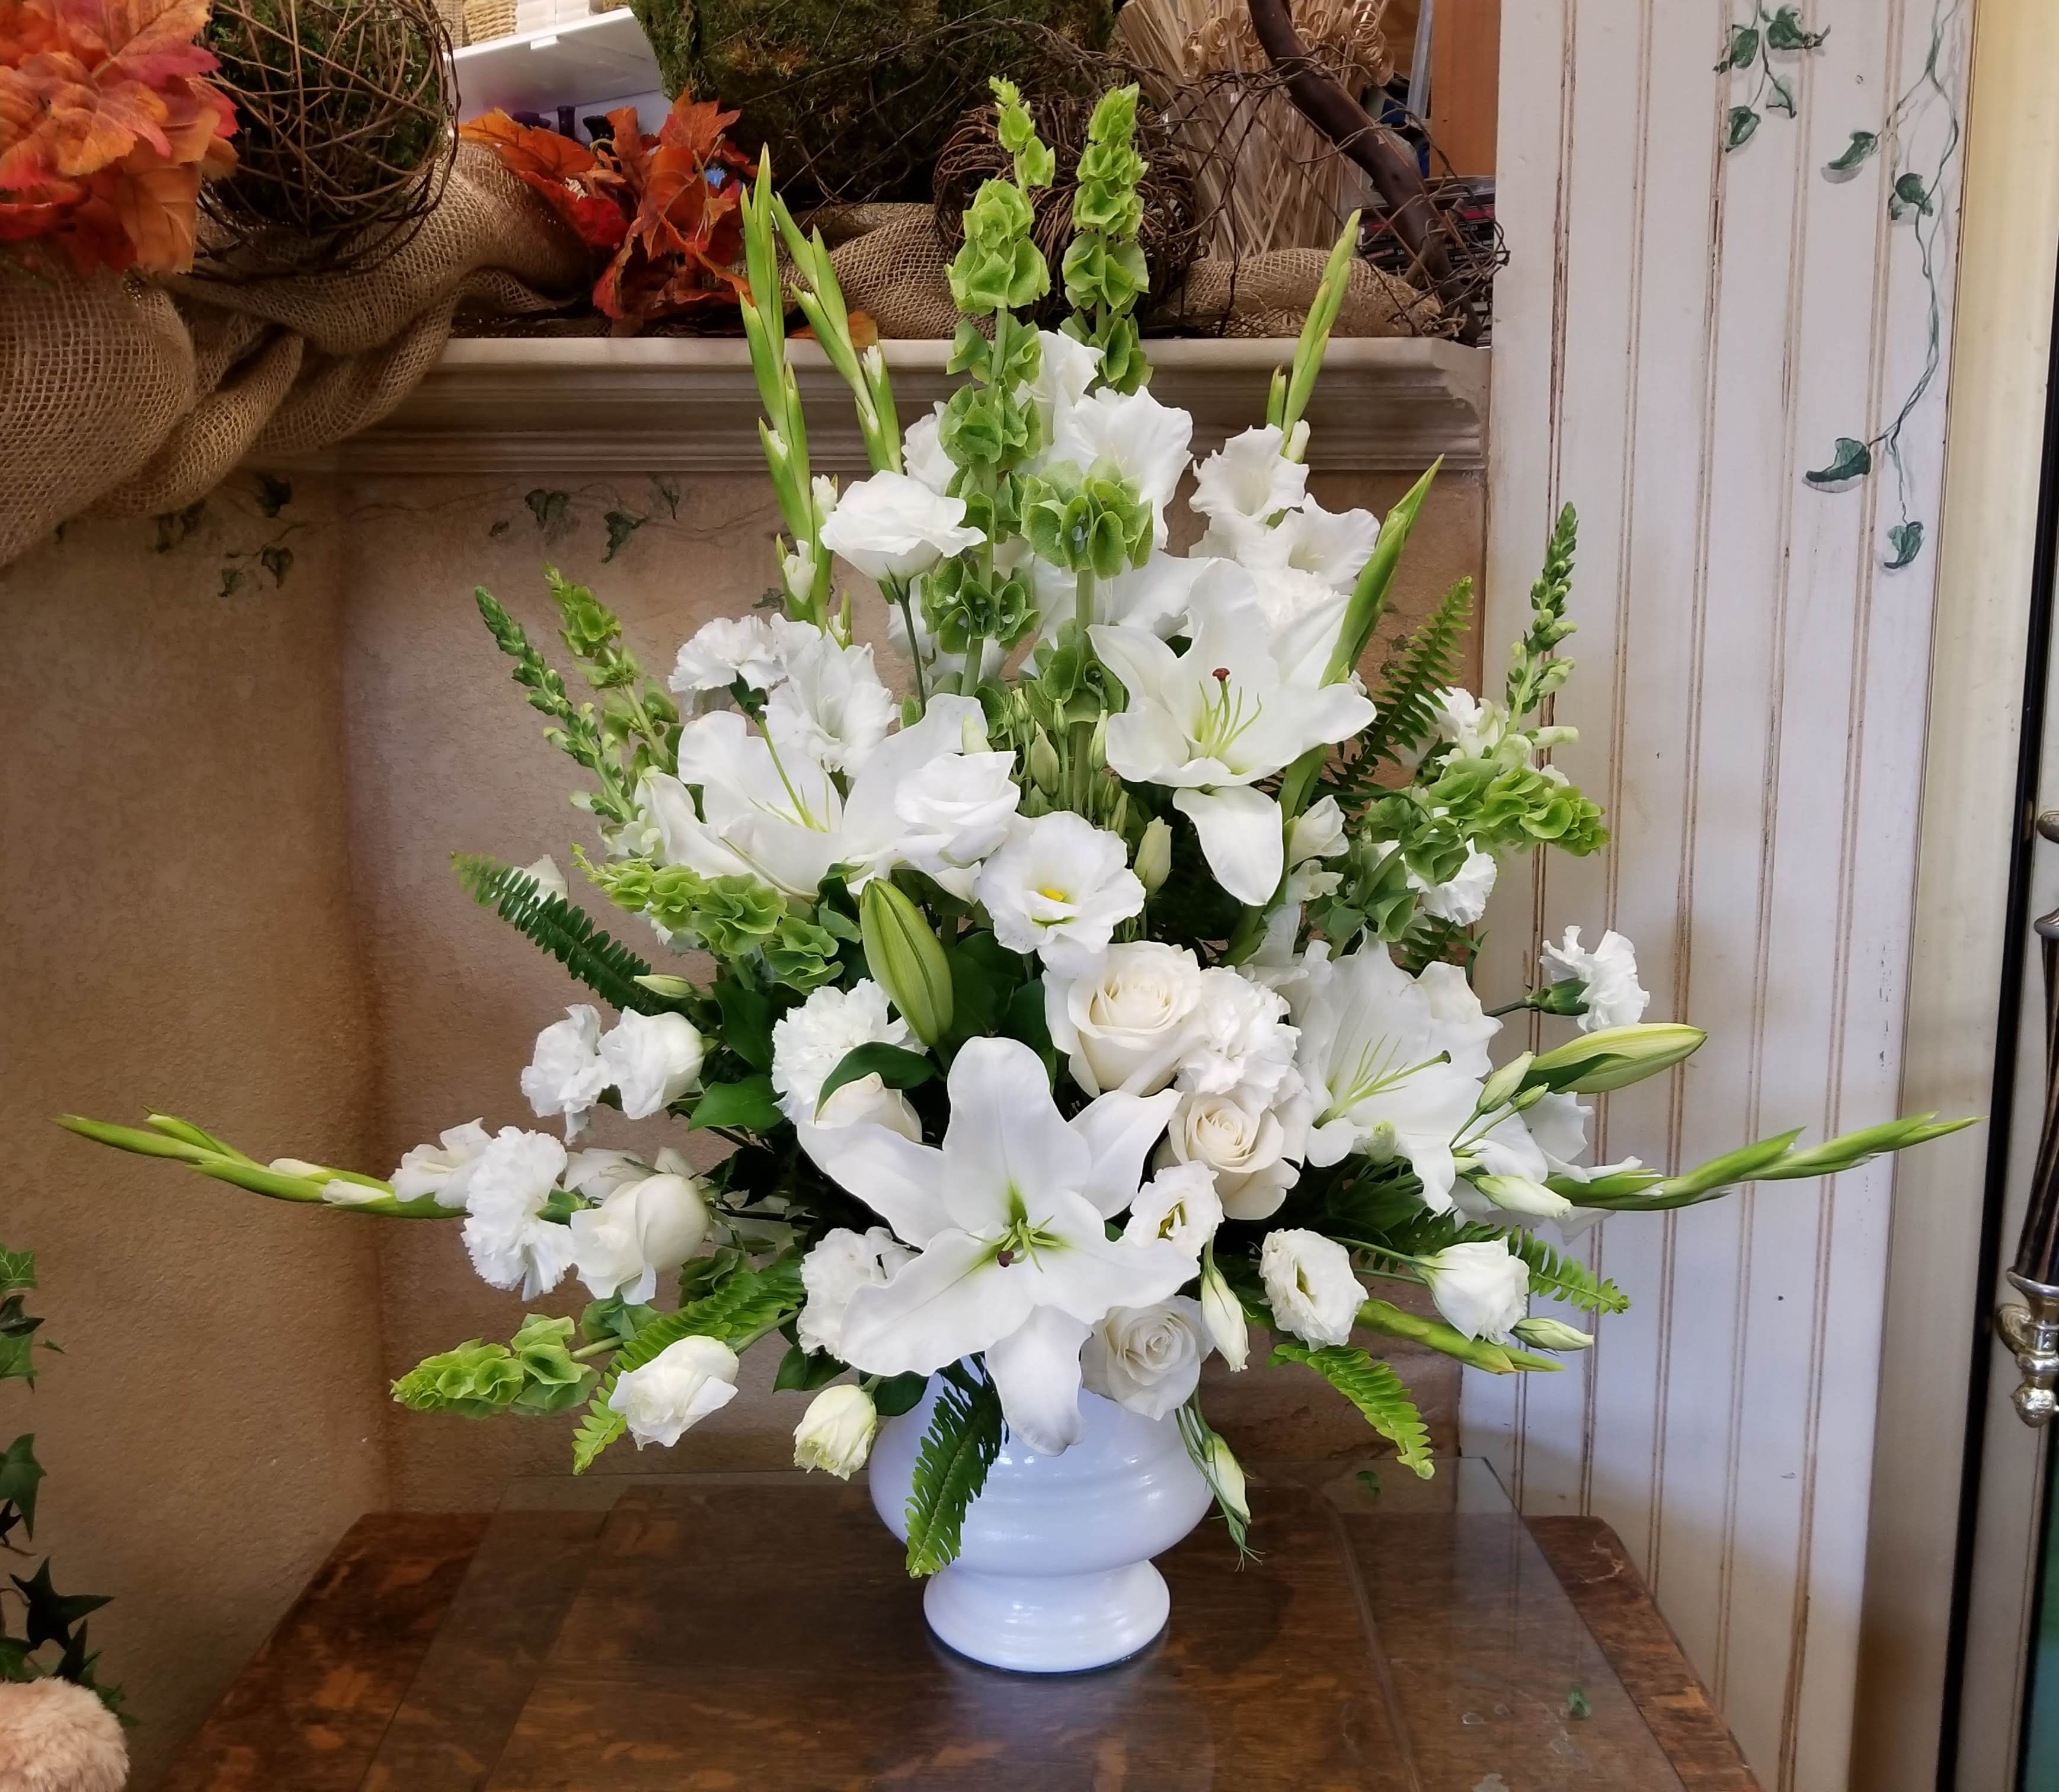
left=306, top=336, right=1488, bottom=476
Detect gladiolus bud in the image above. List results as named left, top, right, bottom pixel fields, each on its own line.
left=1135, top=817, right=1173, bottom=894
left=1471, top=1173, right=1571, bottom=1219
left=1524, top=1023, right=1707, bottom=1095
left=859, top=879, right=955, bottom=1048
left=1511, top=1316, right=1596, bottom=1352
left=1198, top=1249, right=1249, bottom=1371
left=793, top=1383, right=878, bottom=1479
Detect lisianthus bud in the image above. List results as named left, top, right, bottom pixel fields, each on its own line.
left=1418, top=1241, right=1530, bottom=1343
left=1208, top=1433, right=1250, bottom=1524
left=1135, top=817, right=1173, bottom=894
left=793, top=1383, right=879, bottom=1479
left=1198, top=1250, right=1249, bottom=1371
left=859, top=880, right=955, bottom=1048
left=1511, top=1316, right=1596, bottom=1352
left=1470, top=1173, right=1571, bottom=1219
left=1525, top=1023, right=1706, bottom=1095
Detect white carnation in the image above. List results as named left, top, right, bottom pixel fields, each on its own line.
left=520, top=1005, right=610, bottom=1140
left=1540, top=925, right=1651, bottom=1031
left=796, top=1226, right=915, bottom=1359
left=770, top=981, right=913, bottom=1124
left=461, top=1127, right=576, bottom=1298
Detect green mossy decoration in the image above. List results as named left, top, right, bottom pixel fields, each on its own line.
left=628, top=0, right=1114, bottom=201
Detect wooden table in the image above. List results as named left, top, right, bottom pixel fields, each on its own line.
left=165, top=1463, right=1759, bottom=1791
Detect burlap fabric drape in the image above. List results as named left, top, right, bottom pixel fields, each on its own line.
left=1, top=144, right=590, bottom=568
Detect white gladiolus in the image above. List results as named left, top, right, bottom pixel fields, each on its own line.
left=1235, top=496, right=1380, bottom=591
left=795, top=1226, right=916, bottom=1359
left=976, top=812, right=1146, bottom=978
left=1541, top=926, right=1652, bottom=1031
left=762, top=621, right=897, bottom=775
left=391, top=1119, right=493, bottom=1208
left=1190, top=425, right=1309, bottom=537
left=1286, top=796, right=1347, bottom=866
left=599, top=1010, right=706, bottom=1119
left=1123, top=1161, right=1224, bottom=1255
left=901, top=404, right=954, bottom=494
left=817, top=470, right=984, bottom=580
left=1034, top=550, right=1216, bottom=646
left=1414, top=844, right=1498, bottom=925
left=772, top=981, right=915, bottom=1124
left=608, top=1335, right=740, bottom=1448
left=1043, top=942, right=1206, bottom=1096
left=793, top=1384, right=880, bottom=1479
left=570, top=1170, right=711, bottom=1303
left=520, top=1005, right=610, bottom=1140
left=1259, top=1228, right=1363, bottom=1348
left=670, top=615, right=783, bottom=695
left=461, top=1127, right=576, bottom=1299
left=1418, top=1241, right=1531, bottom=1343
left=1022, top=327, right=1102, bottom=439
left=1082, top=1297, right=1210, bottom=1420
left=1466, top=1173, right=1572, bottom=1221
left=1429, top=687, right=1518, bottom=762
left=522, top=855, right=569, bottom=901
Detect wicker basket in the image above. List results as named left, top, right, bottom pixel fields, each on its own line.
left=462, top=0, right=515, bottom=40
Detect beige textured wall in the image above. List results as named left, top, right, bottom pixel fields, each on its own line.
left=0, top=481, right=391, bottom=1789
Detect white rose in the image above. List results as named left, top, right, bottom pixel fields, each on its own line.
left=608, top=1335, right=740, bottom=1448
left=598, top=1010, right=707, bottom=1120
left=797, top=1226, right=916, bottom=1359
left=1083, top=1297, right=1210, bottom=1420
left=1043, top=940, right=1205, bottom=1096
left=813, top=1071, right=923, bottom=1141
left=1418, top=1240, right=1530, bottom=1342
left=976, top=812, right=1146, bottom=978
left=893, top=750, right=1022, bottom=898
left=1540, top=925, right=1652, bottom=1031
left=520, top=1005, right=610, bottom=1139
left=817, top=470, right=984, bottom=580
left=1178, top=968, right=1299, bottom=1102
left=1259, top=1228, right=1361, bottom=1348
left=569, top=1170, right=711, bottom=1303
left=461, top=1127, right=576, bottom=1298
left=1160, top=1090, right=1299, bottom=1220
left=670, top=615, right=782, bottom=695
left=792, top=1383, right=880, bottom=1479
left=391, top=1119, right=492, bottom=1207
left=770, top=981, right=915, bottom=1124
left=1123, top=1161, right=1223, bottom=1255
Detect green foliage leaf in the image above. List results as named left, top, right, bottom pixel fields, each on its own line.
left=11, top=1560, right=110, bottom=1652
left=1722, top=24, right=1759, bottom=68
left=816, top=1044, right=936, bottom=1113
left=872, top=1371, right=929, bottom=1417
left=0, top=1436, right=44, bottom=1538
left=0, top=1252, right=35, bottom=1298
left=1268, top=1343, right=1434, bottom=1479
left=1727, top=106, right=1761, bottom=151
left=903, top=1369, right=1005, bottom=1577
left=712, top=976, right=776, bottom=1069
left=1825, top=130, right=1878, bottom=176
left=1885, top=520, right=1925, bottom=570
left=1332, top=575, right=1475, bottom=793
left=773, top=1342, right=847, bottom=1392
left=688, top=1075, right=783, bottom=1134
left=602, top=510, right=644, bottom=562
left=1503, top=1231, right=1630, bottom=1315
left=1805, top=436, right=1873, bottom=486
left=455, top=854, right=669, bottom=1015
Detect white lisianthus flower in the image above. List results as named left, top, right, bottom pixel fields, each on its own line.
left=792, top=1383, right=880, bottom=1479
left=1541, top=926, right=1652, bottom=1031
left=461, top=1127, right=576, bottom=1298
left=1178, top=967, right=1299, bottom=1102
left=817, top=470, right=984, bottom=581
left=763, top=620, right=897, bottom=775
left=1418, top=1240, right=1530, bottom=1342
left=599, top=1010, right=706, bottom=1119
left=892, top=748, right=1021, bottom=899
left=1414, top=844, right=1498, bottom=925
left=1190, top=424, right=1309, bottom=536
left=901, top=404, right=955, bottom=495
left=1043, top=940, right=1206, bottom=1096
left=391, top=1119, right=493, bottom=1208
left=1158, top=1089, right=1302, bottom=1220
left=1123, top=1161, right=1223, bottom=1255
left=1051, top=385, right=1194, bottom=545
left=1260, top=1227, right=1362, bottom=1348
left=1092, top=564, right=1374, bottom=904
left=1082, top=1297, right=1210, bottom=1420
left=796, top=1225, right=917, bottom=1358
left=1236, top=497, right=1380, bottom=591
left=802, top=1036, right=1191, bottom=1456
left=522, top=855, right=569, bottom=901
left=608, top=1335, right=740, bottom=1448
left=1287, top=796, right=1347, bottom=866
left=521, top=1005, right=610, bottom=1140
left=976, top=811, right=1146, bottom=977
left=570, top=1170, right=711, bottom=1303
left=771, top=980, right=914, bottom=1124
left=670, top=615, right=782, bottom=696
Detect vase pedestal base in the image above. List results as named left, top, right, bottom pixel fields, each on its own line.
left=922, top=1559, right=1170, bottom=1673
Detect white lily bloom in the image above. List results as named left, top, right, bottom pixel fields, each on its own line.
left=670, top=615, right=783, bottom=696
left=1050, top=385, right=1194, bottom=546
left=891, top=749, right=1021, bottom=900
left=1190, top=424, right=1309, bottom=535
left=391, top=1119, right=493, bottom=1208
left=1260, top=1227, right=1362, bottom=1347
left=1158, top=1089, right=1302, bottom=1220
left=817, top=470, right=984, bottom=581
left=570, top=1170, right=711, bottom=1303
left=608, top=1334, right=740, bottom=1448
left=1082, top=1297, right=1210, bottom=1420
left=460, top=1127, right=576, bottom=1298
left=1541, top=925, right=1652, bottom=1031
left=1418, top=1240, right=1530, bottom=1342
left=1032, top=549, right=1216, bottom=645
left=762, top=621, right=897, bottom=775
left=796, top=1225, right=917, bottom=1358
left=1123, top=1161, right=1224, bottom=1255
left=1414, top=961, right=1500, bottom=1077
left=1283, top=942, right=1486, bottom=1208
left=901, top=404, right=955, bottom=495
left=793, top=1383, right=880, bottom=1478
left=975, top=811, right=1146, bottom=978
left=520, top=1005, right=610, bottom=1140
left=1178, top=967, right=1299, bottom=1102
left=599, top=1010, right=706, bottom=1119
left=771, top=980, right=913, bottom=1123
left=1092, top=565, right=1375, bottom=904
left=1236, top=496, right=1380, bottom=591
left=805, top=1036, right=1192, bottom=1456
left=1043, top=940, right=1206, bottom=1096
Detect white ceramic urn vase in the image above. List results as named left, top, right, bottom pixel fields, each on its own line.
left=867, top=1375, right=1214, bottom=1673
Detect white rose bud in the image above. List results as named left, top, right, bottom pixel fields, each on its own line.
left=599, top=1010, right=707, bottom=1119
left=1134, top=817, right=1174, bottom=894
left=1259, top=1228, right=1362, bottom=1348
left=607, top=1335, right=739, bottom=1448
left=1418, top=1241, right=1531, bottom=1343
left=569, top=1170, right=711, bottom=1304
left=1198, top=1251, right=1250, bottom=1371
left=1512, top=1316, right=1596, bottom=1352
left=793, top=1383, right=880, bottom=1479
left=813, top=1071, right=923, bottom=1141
left=1082, top=1298, right=1210, bottom=1420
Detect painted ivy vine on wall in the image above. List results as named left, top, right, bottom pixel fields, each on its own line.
left=1717, top=5, right=1828, bottom=151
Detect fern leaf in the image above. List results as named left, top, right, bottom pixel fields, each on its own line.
left=455, top=854, right=668, bottom=1015
left=571, top=1257, right=804, bottom=1472
left=1331, top=577, right=1475, bottom=801
left=903, top=1367, right=1005, bottom=1577
left=1502, top=1230, right=1629, bottom=1316
left=1269, top=1342, right=1434, bottom=1479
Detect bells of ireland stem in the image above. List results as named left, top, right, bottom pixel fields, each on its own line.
left=859, top=879, right=955, bottom=1049
left=1523, top=1023, right=1707, bottom=1095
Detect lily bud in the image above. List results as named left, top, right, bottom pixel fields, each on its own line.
left=859, top=879, right=955, bottom=1048
left=1511, top=1316, right=1596, bottom=1353
left=1476, top=1052, right=1534, bottom=1113
left=1028, top=731, right=1061, bottom=795
left=1198, top=1250, right=1250, bottom=1371
left=1524, top=1023, right=1706, bottom=1095
left=1508, top=1083, right=1549, bottom=1112
left=793, top=1383, right=879, bottom=1480
left=1471, top=1173, right=1572, bottom=1219
left=1135, top=817, right=1173, bottom=894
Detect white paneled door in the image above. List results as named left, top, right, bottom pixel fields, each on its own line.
left=1471, top=4, right=1971, bottom=1788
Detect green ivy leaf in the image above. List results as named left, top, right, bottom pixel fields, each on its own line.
left=0, top=1437, right=44, bottom=1538
left=11, top=1560, right=110, bottom=1652
left=1824, top=129, right=1878, bottom=177
left=688, top=1076, right=782, bottom=1134
left=816, top=1043, right=936, bottom=1113
left=1721, top=24, right=1759, bottom=68
left=1764, top=7, right=1826, bottom=50
left=1726, top=106, right=1761, bottom=151
left=773, top=1342, right=848, bottom=1393
left=713, top=977, right=776, bottom=1070
left=1805, top=436, right=1873, bottom=486
left=253, top=473, right=293, bottom=517
left=1889, top=172, right=1934, bottom=220
left=601, top=510, right=645, bottom=562
left=1885, top=520, right=1925, bottom=569
left=217, top=567, right=244, bottom=599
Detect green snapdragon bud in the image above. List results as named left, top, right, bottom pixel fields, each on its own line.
left=860, top=880, right=955, bottom=1048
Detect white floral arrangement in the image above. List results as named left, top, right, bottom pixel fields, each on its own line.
left=65, top=82, right=1967, bottom=1570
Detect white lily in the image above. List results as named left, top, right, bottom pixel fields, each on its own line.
left=1092, top=565, right=1374, bottom=904
left=804, top=1036, right=1192, bottom=1455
